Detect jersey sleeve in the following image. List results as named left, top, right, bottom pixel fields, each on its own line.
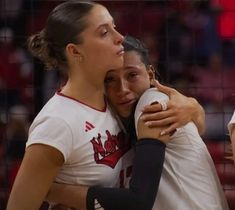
left=134, top=88, right=169, bottom=136
left=86, top=138, right=166, bottom=210
left=26, top=117, right=73, bottom=162
left=228, top=110, right=235, bottom=136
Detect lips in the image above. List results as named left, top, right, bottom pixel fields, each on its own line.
left=115, top=98, right=136, bottom=117
left=117, top=47, right=124, bottom=55
left=119, top=99, right=136, bottom=106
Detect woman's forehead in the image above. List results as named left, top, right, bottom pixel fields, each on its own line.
left=85, top=4, right=113, bottom=31
left=123, top=51, right=145, bottom=68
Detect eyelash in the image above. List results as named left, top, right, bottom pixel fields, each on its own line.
left=104, top=77, right=114, bottom=84
left=101, top=30, right=108, bottom=37
left=101, top=24, right=117, bottom=37
left=128, top=72, right=138, bottom=78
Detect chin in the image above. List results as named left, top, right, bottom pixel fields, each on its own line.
left=113, top=58, right=124, bottom=69
left=119, top=112, right=131, bottom=118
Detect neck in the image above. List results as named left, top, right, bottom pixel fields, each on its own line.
left=61, top=76, right=106, bottom=110
left=120, top=114, right=137, bottom=144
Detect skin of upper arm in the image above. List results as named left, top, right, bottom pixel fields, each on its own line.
left=7, top=144, right=64, bottom=210
left=137, top=113, right=170, bottom=143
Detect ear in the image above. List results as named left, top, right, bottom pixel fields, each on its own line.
left=66, top=43, right=82, bottom=59
left=147, top=65, right=156, bottom=85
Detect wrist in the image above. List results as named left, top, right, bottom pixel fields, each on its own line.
left=138, top=131, right=170, bottom=144
left=137, top=138, right=167, bottom=146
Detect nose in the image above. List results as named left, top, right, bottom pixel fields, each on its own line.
left=116, top=79, right=130, bottom=96
left=114, top=30, right=124, bottom=45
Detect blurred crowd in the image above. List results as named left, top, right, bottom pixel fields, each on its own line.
left=0, top=0, right=235, bottom=208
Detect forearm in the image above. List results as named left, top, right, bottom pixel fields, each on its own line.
left=190, top=97, right=206, bottom=135
left=87, top=139, right=166, bottom=210
left=46, top=183, right=88, bottom=210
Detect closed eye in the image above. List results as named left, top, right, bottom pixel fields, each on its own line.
left=101, top=29, right=108, bottom=37
left=128, top=72, right=138, bottom=79
left=104, top=76, right=115, bottom=84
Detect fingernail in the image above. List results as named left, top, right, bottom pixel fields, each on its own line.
left=141, top=106, right=147, bottom=112
left=160, top=131, right=166, bottom=136
left=140, top=116, right=145, bottom=120
left=145, top=122, right=151, bottom=126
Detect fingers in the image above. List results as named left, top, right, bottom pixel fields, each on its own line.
left=140, top=113, right=180, bottom=136
left=141, top=109, right=174, bottom=122
left=146, top=121, right=178, bottom=136
left=143, top=116, right=176, bottom=128
left=153, top=80, right=175, bottom=96
left=159, top=101, right=168, bottom=111
left=159, top=124, right=178, bottom=136
left=142, top=103, right=162, bottom=113
left=137, top=117, right=170, bottom=143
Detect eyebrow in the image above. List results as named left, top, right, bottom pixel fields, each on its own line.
left=125, top=65, right=139, bottom=68
left=106, top=69, right=116, bottom=74
left=95, top=19, right=115, bottom=31
left=124, top=64, right=143, bottom=70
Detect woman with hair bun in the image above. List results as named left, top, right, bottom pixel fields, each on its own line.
left=7, top=1, right=170, bottom=210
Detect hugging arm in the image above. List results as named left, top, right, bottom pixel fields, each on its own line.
left=141, top=81, right=206, bottom=135
left=87, top=138, right=166, bottom=210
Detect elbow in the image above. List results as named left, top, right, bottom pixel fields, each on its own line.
left=133, top=196, right=155, bottom=210
left=198, top=123, right=206, bottom=136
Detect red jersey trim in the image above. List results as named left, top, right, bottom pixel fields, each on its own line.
left=56, top=90, right=107, bottom=112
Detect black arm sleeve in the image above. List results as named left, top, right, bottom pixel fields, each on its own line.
left=86, top=138, right=166, bottom=210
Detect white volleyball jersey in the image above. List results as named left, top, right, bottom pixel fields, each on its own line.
left=228, top=110, right=235, bottom=136
left=26, top=92, right=130, bottom=187
left=135, top=88, right=229, bottom=210
left=117, top=147, right=135, bottom=188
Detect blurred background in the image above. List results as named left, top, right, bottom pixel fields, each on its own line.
left=0, top=0, right=235, bottom=209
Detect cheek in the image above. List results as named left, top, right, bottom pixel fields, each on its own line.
left=131, top=82, right=150, bottom=97
left=90, top=40, right=112, bottom=56
left=88, top=46, right=104, bottom=61
left=93, top=46, right=123, bottom=69
left=106, top=89, right=117, bottom=104
left=84, top=41, right=107, bottom=60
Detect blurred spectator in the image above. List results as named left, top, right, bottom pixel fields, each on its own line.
left=6, top=105, right=29, bottom=188
left=0, top=118, right=7, bottom=208
left=212, top=0, right=235, bottom=41
left=158, top=2, right=222, bottom=84
left=0, top=0, right=24, bottom=26
left=211, top=0, right=235, bottom=66
left=0, top=27, right=33, bottom=112
left=192, top=53, right=234, bottom=140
